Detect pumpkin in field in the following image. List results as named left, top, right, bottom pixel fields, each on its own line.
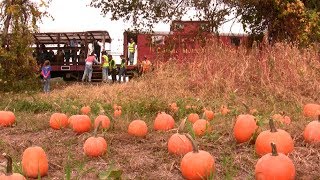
left=168, top=118, right=193, bottom=155
left=192, top=119, right=212, bottom=137
left=169, top=102, right=179, bottom=113
left=233, top=114, right=258, bottom=143
left=0, top=111, right=15, bottom=127
left=83, top=122, right=107, bottom=157
left=180, top=134, right=215, bottom=180
left=0, top=153, right=26, bottom=179
left=113, top=109, right=122, bottom=118
left=71, top=115, right=92, bottom=134
left=80, top=106, right=91, bottom=115
left=203, top=109, right=214, bottom=121
left=22, top=146, right=48, bottom=178
left=187, top=113, right=200, bottom=123
left=153, top=112, right=175, bottom=131
left=255, top=119, right=294, bottom=156
left=49, top=113, right=68, bottom=130
left=94, top=115, right=111, bottom=130
left=303, top=115, right=320, bottom=143
left=128, top=119, right=148, bottom=137
left=303, top=103, right=320, bottom=118
left=255, top=142, right=295, bottom=180
left=220, top=105, right=230, bottom=115
left=272, top=112, right=291, bottom=125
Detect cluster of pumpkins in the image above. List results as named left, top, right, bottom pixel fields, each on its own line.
left=0, top=102, right=320, bottom=179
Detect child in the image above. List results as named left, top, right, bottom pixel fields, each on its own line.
left=41, top=60, right=51, bottom=93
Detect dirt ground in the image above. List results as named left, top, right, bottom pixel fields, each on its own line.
left=1, top=112, right=320, bottom=180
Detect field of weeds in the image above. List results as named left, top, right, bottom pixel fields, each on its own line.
left=0, top=43, right=320, bottom=179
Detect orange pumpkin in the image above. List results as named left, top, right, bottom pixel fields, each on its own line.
left=303, top=103, right=320, bottom=118
left=168, top=118, right=193, bottom=155
left=49, top=113, right=68, bottom=130
left=233, top=114, right=258, bottom=143
left=22, top=146, right=48, bottom=178
left=71, top=115, right=92, bottom=134
left=169, top=103, right=179, bottom=113
left=153, top=112, right=175, bottom=131
left=255, top=119, right=294, bottom=156
left=0, top=111, right=15, bottom=127
left=94, top=115, right=111, bottom=130
left=272, top=112, right=291, bottom=125
left=203, top=109, right=214, bottom=121
left=303, top=115, right=320, bottom=143
left=192, top=119, right=211, bottom=137
left=0, top=153, right=26, bottom=179
left=113, top=109, right=122, bottom=118
left=180, top=134, right=215, bottom=180
left=80, top=106, right=91, bottom=115
left=187, top=113, right=200, bottom=123
left=255, top=143, right=295, bottom=180
left=220, top=105, right=230, bottom=115
left=83, top=122, right=107, bottom=157
left=128, top=120, right=148, bottom=137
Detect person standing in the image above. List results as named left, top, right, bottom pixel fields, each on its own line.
left=128, top=38, right=136, bottom=65
left=101, top=51, right=109, bottom=83
left=118, top=55, right=127, bottom=83
left=108, top=55, right=117, bottom=83
left=82, top=52, right=100, bottom=82
left=41, top=60, right=52, bottom=93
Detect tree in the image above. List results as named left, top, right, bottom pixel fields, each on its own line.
left=0, top=0, right=50, bottom=91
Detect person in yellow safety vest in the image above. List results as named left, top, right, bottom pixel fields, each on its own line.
left=128, top=38, right=136, bottom=65
left=108, top=55, right=117, bottom=83
left=118, top=55, right=127, bottom=83
left=141, top=56, right=152, bottom=74
left=101, top=51, right=109, bottom=82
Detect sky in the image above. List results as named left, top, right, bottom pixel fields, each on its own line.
left=39, top=0, right=245, bottom=53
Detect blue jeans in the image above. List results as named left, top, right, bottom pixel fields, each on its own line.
left=118, top=67, right=126, bottom=82
left=129, top=52, right=134, bottom=65
left=82, top=64, right=93, bottom=82
left=43, top=78, right=50, bottom=93
left=102, top=67, right=109, bottom=81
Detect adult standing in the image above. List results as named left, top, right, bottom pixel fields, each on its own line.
left=118, top=55, right=127, bottom=83
left=108, top=55, right=117, bottom=83
left=128, top=38, right=136, bottom=65
left=101, top=51, right=109, bottom=83
left=93, top=40, right=101, bottom=62
left=82, top=52, right=100, bottom=82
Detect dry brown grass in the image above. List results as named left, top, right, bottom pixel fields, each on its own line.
left=1, top=42, right=320, bottom=179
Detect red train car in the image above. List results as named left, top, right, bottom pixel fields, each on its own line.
left=123, top=20, right=248, bottom=65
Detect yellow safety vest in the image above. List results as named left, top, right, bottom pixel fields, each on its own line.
left=120, top=58, right=126, bottom=68
left=102, top=55, right=109, bottom=67
left=110, top=59, right=117, bottom=69
left=128, top=42, right=135, bottom=53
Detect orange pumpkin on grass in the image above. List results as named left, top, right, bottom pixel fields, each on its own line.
left=303, top=115, right=320, bottom=143
left=128, top=119, right=148, bottom=137
left=255, top=142, right=295, bottom=180
left=71, top=115, right=92, bottom=134
left=255, top=119, right=294, bottom=156
left=0, top=153, right=26, bottom=179
left=83, top=122, right=107, bottom=157
left=168, top=118, right=193, bottom=155
left=180, top=134, right=215, bottom=180
left=22, top=146, right=48, bottom=178
left=187, top=113, right=200, bottom=123
left=303, top=103, right=320, bottom=118
left=203, top=109, right=214, bottom=121
left=220, top=105, right=230, bottom=115
left=169, top=102, right=179, bottom=113
left=0, top=111, right=15, bottom=127
left=192, top=119, right=212, bottom=137
left=94, top=115, right=111, bottom=130
left=113, top=109, right=122, bottom=118
left=153, top=112, right=175, bottom=131
left=49, top=113, right=68, bottom=130
left=233, top=114, right=258, bottom=143
left=80, top=106, right=91, bottom=115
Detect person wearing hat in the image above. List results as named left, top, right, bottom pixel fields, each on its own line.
left=82, top=52, right=100, bottom=82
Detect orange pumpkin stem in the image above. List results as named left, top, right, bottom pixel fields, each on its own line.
left=269, top=119, right=278, bottom=132
left=185, top=134, right=199, bottom=153
left=271, top=142, right=278, bottom=156
left=177, top=118, right=187, bottom=134
left=94, top=121, right=102, bottom=137
left=2, top=153, right=13, bottom=175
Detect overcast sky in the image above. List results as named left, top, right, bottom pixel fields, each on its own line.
left=39, top=0, right=244, bottom=53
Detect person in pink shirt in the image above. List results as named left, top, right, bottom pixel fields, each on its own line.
left=82, top=52, right=100, bottom=82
